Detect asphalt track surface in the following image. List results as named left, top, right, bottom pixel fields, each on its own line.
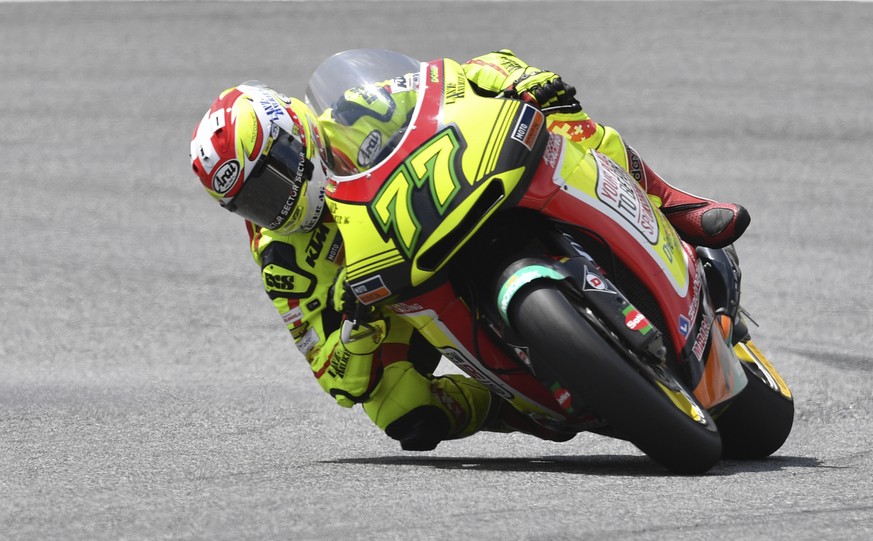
left=2, top=1, right=873, bottom=539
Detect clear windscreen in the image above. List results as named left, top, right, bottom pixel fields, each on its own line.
left=304, top=49, right=424, bottom=175
left=305, top=49, right=422, bottom=116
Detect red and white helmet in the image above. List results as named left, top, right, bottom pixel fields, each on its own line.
left=190, top=81, right=328, bottom=234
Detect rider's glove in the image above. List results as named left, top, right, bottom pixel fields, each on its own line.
left=316, top=267, right=386, bottom=407
left=508, top=71, right=581, bottom=113
left=464, top=49, right=581, bottom=113
left=310, top=318, right=387, bottom=408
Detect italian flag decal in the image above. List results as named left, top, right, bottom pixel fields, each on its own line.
left=623, top=306, right=653, bottom=335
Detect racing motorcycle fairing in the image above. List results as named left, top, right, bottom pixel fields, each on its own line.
left=317, top=56, right=548, bottom=305
left=312, top=50, right=781, bottom=451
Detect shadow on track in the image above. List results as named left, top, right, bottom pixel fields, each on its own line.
left=323, top=455, right=822, bottom=476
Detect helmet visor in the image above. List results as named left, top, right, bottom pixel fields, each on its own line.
left=224, top=127, right=312, bottom=231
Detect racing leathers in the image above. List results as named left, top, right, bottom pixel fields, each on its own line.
left=247, top=217, right=558, bottom=451
left=250, top=49, right=749, bottom=452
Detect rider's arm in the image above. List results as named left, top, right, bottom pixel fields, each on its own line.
left=247, top=221, right=382, bottom=407
left=463, top=49, right=632, bottom=170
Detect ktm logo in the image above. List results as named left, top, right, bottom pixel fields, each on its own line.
left=305, top=224, right=330, bottom=267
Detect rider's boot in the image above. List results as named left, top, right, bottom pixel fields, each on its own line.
left=627, top=146, right=750, bottom=248
left=483, top=393, right=575, bottom=442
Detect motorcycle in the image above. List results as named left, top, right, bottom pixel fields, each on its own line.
left=306, top=49, right=794, bottom=474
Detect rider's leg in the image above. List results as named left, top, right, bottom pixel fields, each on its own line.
left=625, top=145, right=750, bottom=249
left=363, top=360, right=572, bottom=450
left=548, top=112, right=750, bottom=248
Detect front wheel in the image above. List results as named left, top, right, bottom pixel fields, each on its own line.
left=510, top=283, right=722, bottom=474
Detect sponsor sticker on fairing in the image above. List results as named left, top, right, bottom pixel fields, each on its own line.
left=681, top=274, right=703, bottom=341
left=511, top=105, right=544, bottom=150
left=350, top=275, right=391, bottom=305
left=440, top=346, right=514, bottom=400
left=623, top=306, right=653, bottom=335
left=678, top=315, right=692, bottom=338
left=594, top=151, right=659, bottom=245
left=387, top=302, right=425, bottom=314
left=692, top=315, right=712, bottom=361
left=584, top=271, right=613, bottom=293
left=550, top=382, right=574, bottom=413
left=542, top=133, right=563, bottom=169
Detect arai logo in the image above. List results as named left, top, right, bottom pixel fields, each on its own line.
left=212, top=160, right=240, bottom=194
left=358, top=130, right=383, bottom=167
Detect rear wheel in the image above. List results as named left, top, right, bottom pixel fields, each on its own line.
left=510, top=283, right=722, bottom=474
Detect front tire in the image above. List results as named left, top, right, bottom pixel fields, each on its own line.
left=510, top=283, right=722, bottom=474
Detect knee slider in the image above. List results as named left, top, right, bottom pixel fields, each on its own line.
left=384, top=405, right=450, bottom=452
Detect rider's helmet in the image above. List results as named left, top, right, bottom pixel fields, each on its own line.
left=190, top=81, right=328, bottom=234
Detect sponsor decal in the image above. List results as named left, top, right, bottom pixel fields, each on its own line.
left=212, top=160, right=240, bottom=194
left=429, top=65, right=440, bottom=83
left=550, top=382, right=574, bottom=412
left=281, top=306, right=303, bottom=326
left=389, top=73, right=419, bottom=93
left=357, top=130, right=383, bottom=167
left=328, top=346, right=351, bottom=379
left=263, top=264, right=315, bottom=299
left=304, top=224, right=331, bottom=267
left=584, top=271, right=614, bottom=293
left=444, top=78, right=466, bottom=104
left=264, top=270, right=294, bottom=291
left=678, top=315, right=691, bottom=338
left=542, top=133, right=563, bottom=168
left=387, top=302, right=425, bottom=314
left=685, top=274, right=702, bottom=336
left=259, top=92, right=285, bottom=123
left=627, top=147, right=646, bottom=185
left=594, top=151, right=659, bottom=245
left=326, top=234, right=343, bottom=264
left=268, top=175, right=304, bottom=231
left=692, top=315, right=712, bottom=361
left=350, top=275, right=392, bottom=304
left=296, top=327, right=320, bottom=356
left=290, top=323, right=309, bottom=340
left=512, top=345, right=531, bottom=366
left=623, top=306, right=653, bottom=335
left=511, top=105, right=544, bottom=150
left=440, top=346, right=513, bottom=400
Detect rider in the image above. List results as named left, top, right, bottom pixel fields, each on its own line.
left=189, top=49, right=749, bottom=452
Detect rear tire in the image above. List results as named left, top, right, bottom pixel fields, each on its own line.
left=510, top=283, right=722, bottom=474
left=716, top=362, right=794, bottom=459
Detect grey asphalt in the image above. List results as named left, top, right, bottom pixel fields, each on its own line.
left=2, top=1, right=872, bottom=539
